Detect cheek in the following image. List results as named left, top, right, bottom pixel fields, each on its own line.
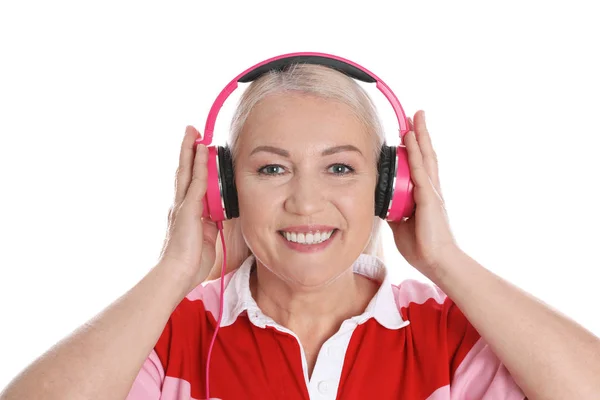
left=335, top=185, right=375, bottom=221
left=334, top=172, right=376, bottom=205
left=236, top=175, right=280, bottom=220
left=236, top=178, right=272, bottom=252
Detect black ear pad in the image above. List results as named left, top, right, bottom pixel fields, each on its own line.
left=374, top=145, right=397, bottom=219
left=217, top=146, right=239, bottom=219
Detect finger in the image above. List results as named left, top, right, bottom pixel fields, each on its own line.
left=185, top=143, right=209, bottom=206
left=413, top=111, right=442, bottom=195
left=174, top=126, right=201, bottom=205
left=404, top=129, right=437, bottom=198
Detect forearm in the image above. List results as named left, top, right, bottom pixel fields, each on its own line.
left=0, top=262, right=190, bottom=400
left=432, top=246, right=600, bottom=400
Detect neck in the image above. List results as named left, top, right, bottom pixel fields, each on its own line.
left=249, top=261, right=378, bottom=338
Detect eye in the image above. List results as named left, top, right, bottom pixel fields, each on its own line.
left=328, top=163, right=354, bottom=175
left=257, top=164, right=285, bottom=175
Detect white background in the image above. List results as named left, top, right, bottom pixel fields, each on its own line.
left=1, top=0, right=599, bottom=390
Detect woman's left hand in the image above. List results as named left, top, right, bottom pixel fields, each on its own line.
left=387, top=110, right=458, bottom=278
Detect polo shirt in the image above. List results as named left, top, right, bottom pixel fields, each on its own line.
left=126, top=253, right=526, bottom=399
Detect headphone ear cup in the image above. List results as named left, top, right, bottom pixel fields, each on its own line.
left=217, top=146, right=239, bottom=219
left=386, top=145, right=416, bottom=221
left=374, top=145, right=396, bottom=219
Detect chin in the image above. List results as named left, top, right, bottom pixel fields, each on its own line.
left=269, top=262, right=349, bottom=289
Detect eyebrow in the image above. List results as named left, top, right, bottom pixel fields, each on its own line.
left=249, top=145, right=363, bottom=157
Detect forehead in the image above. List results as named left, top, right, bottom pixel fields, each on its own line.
left=239, top=91, right=370, bottom=152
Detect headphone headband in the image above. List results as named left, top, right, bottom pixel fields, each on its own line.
left=196, top=52, right=410, bottom=146
left=195, top=52, right=416, bottom=225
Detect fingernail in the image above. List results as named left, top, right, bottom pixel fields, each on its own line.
left=422, top=111, right=426, bottom=123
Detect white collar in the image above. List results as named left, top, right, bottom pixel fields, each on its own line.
left=216, top=253, right=410, bottom=330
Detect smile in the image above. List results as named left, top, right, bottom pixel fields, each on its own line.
left=278, top=229, right=337, bottom=245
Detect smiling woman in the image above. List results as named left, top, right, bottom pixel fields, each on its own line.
left=2, top=54, right=600, bottom=400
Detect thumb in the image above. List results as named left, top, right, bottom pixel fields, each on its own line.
left=202, top=218, right=219, bottom=248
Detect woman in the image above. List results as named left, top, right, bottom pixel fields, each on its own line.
left=1, top=62, right=599, bottom=400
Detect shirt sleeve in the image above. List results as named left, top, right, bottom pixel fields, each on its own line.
left=124, top=279, right=216, bottom=400
left=125, top=350, right=164, bottom=400
left=445, top=298, right=527, bottom=399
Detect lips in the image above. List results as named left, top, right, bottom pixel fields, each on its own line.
left=278, top=225, right=337, bottom=234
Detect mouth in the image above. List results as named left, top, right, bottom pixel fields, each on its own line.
left=277, top=229, right=339, bottom=245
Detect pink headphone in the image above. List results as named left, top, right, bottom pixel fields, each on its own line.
left=195, top=51, right=415, bottom=223
left=196, top=52, right=415, bottom=399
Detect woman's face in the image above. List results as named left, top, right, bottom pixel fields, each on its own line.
left=235, top=91, right=378, bottom=288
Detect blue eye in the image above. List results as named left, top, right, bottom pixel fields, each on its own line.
left=257, top=164, right=355, bottom=176
left=258, top=165, right=285, bottom=175
left=328, top=164, right=354, bottom=175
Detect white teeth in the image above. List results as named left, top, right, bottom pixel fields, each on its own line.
left=281, top=230, right=335, bottom=245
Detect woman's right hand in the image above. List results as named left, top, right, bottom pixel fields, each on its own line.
left=157, top=125, right=219, bottom=294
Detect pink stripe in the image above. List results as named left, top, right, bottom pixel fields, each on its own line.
left=186, top=275, right=234, bottom=319
left=161, top=376, right=223, bottom=400
left=126, top=352, right=223, bottom=400
left=125, top=350, right=164, bottom=399
left=160, top=376, right=195, bottom=400
left=451, top=338, right=525, bottom=399
left=393, top=279, right=447, bottom=309
left=425, top=385, right=450, bottom=400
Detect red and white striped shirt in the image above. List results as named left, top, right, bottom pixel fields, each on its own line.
left=126, top=253, right=526, bottom=399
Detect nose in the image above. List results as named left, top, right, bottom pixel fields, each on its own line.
left=284, top=171, right=327, bottom=217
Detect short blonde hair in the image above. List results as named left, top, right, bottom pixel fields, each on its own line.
left=213, top=63, right=386, bottom=274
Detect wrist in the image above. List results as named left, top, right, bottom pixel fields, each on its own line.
left=151, top=260, right=196, bottom=304
left=427, top=244, right=466, bottom=284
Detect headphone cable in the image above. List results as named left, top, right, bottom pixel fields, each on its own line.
left=206, top=220, right=225, bottom=400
